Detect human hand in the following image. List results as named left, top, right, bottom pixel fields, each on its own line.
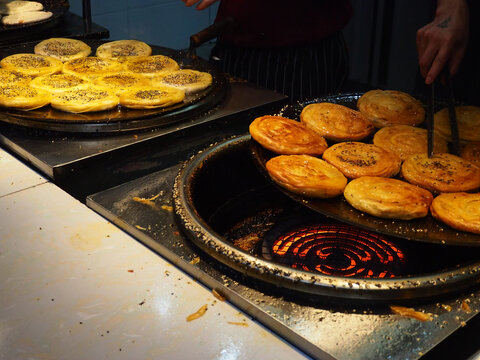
left=181, top=0, right=219, bottom=11
left=416, top=0, right=469, bottom=84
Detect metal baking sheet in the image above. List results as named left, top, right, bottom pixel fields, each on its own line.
left=249, top=93, right=480, bottom=246
left=0, top=40, right=227, bottom=133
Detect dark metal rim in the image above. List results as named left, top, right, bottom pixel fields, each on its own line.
left=173, top=135, right=480, bottom=301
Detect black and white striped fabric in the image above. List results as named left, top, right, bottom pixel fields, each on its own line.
left=210, top=31, right=349, bottom=102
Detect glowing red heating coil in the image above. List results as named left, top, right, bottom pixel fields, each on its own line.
left=271, top=224, right=405, bottom=278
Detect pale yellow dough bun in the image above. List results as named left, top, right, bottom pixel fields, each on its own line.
left=0, top=84, right=50, bottom=110
left=34, top=38, right=92, bottom=62
left=373, top=125, right=449, bottom=161
left=300, top=102, right=374, bottom=142
left=322, top=141, right=401, bottom=179
left=434, top=106, right=480, bottom=142
left=152, top=69, right=212, bottom=94
left=62, top=57, right=123, bottom=80
left=119, top=85, right=185, bottom=109
left=401, top=153, right=480, bottom=193
left=249, top=115, right=328, bottom=156
left=357, top=89, right=425, bottom=128
left=50, top=86, right=119, bottom=113
left=122, top=55, right=180, bottom=77
left=265, top=154, right=347, bottom=198
left=93, top=72, right=151, bottom=95
left=0, top=68, right=33, bottom=85
left=95, top=40, right=152, bottom=59
left=344, top=176, right=433, bottom=220
left=430, top=192, right=480, bottom=234
left=29, top=73, right=91, bottom=93
left=0, top=53, right=63, bottom=77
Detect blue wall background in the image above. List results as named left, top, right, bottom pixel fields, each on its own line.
left=69, top=0, right=218, bottom=58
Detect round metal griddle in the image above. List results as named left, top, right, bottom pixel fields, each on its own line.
left=0, top=40, right=227, bottom=133
left=173, top=135, right=480, bottom=301
left=250, top=92, right=480, bottom=247
left=0, top=0, right=69, bottom=38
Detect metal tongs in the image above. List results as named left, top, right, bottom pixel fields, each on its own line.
left=426, top=68, right=461, bottom=157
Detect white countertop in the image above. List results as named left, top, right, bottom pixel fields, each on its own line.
left=0, top=148, right=309, bottom=360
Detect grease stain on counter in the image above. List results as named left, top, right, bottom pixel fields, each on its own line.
left=69, top=222, right=116, bottom=251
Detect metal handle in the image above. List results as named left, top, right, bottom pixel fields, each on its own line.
left=189, top=17, right=234, bottom=52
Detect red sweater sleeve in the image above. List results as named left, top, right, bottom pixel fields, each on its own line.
left=215, top=0, right=353, bottom=48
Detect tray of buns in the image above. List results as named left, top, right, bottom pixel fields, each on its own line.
left=0, top=38, right=227, bottom=133
left=250, top=92, right=480, bottom=246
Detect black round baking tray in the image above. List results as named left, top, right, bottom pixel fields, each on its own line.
left=0, top=40, right=227, bottom=133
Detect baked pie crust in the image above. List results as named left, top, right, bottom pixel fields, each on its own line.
left=430, top=192, right=480, bottom=234
left=434, top=105, right=480, bottom=142
left=152, top=69, right=212, bottom=94
left=322, top=141, right=401, bottom=179
left=344, top=176, right=433, bottom=220
left=30, top=73, right=91, bottom=93
left=95, top=40, right=152, bottom=59
left=249, top=115, right=328, bottom=155
left=357, top=89, right=425, bottom=128
left=373, top=125, right=448, bottom=160
left=62, top=57, right=123, bottom=80
left=265, top=154, right=347, bottom=198
left=0, top=84, right=50, bottom=110
left=50, top=86, right=119, bottom=113
left=461, top=141, right=480, bottom=167
left=34, top=38, right=91, bottom=62
left=401, top=153, right=480, bottom=193
left=119, top=85, right=185, bottom=109
left=300, top=102, right=374, bottom=142
left=0, top=53, right=63, bottom=77
left=122, top=55, right=179, bottom=77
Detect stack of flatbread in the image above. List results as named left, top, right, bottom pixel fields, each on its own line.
left=250, top=89, right=480, bottom=234
left=0, top=38, right=214, bottom=113
left=0, top=0, right=52, bottom=26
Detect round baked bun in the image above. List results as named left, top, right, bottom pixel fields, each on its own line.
left=249, top=115, right=328, bottom=155
left=30, top=73, right=91, bottom=93
left=93, top=72, right=151, bottom=95
left=122, top=55, right=180, bottom=77
left=1, top=10, right=52, bottom=25
left=357, top=89, right=425, bottom=128
left=322, top=142, right=401, bottom=179
left=344, top=177, right=433, bottom=220
left=62, top=57, right=123, bottom=80
left=0, top=1, right=43, bottom=14
left=434, top=106, right=480, bottom=142
left=0, top=84, right=50, bottom=110
left=461, top=141, right=480, bottom=167
left=373, top=125, right=449, bottom=161
left=266, top=154, right=347, bottom=198
left=151, top=69, right=212, bottom=94
left=34, top=38, right=91, bottom=62
left=95, top=40, right=152, bottom=59
left=401, top=153, right=480, bottom=193
left=119, top=86, right=185, bottom=109
left=300, top=102, right=374, bottom=142
left=0, top=68, right=33, bottom=85
left=50, top=86, right=119, bottom=113
left=431, top=192, right=480, bottom=234
left=0, top=53, right=63, bottom=77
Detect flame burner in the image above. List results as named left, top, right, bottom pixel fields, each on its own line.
left=263, top=223, right=405, bottom=278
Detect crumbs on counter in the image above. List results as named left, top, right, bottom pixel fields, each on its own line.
left=227, top=321, right=248, bottom=327
left=212, top=289, right=226, bottom=301
left=461, top=300, right=472, bottom=313
left=161, top=205, right=173, bottom=211
left=127, top=269, right=134, bottom=273
left=189, top=256, right=200, bottom=265
left=186, top=304, right=208, bottom=322
left=390, top=305, right=432, bottom=322
left=135, top=225, right=147, bottom=230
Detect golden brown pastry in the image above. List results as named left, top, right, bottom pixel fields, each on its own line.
left=0, top=84, right=50, bottom=110
left=0, top=53, right=63, bottom=77
left=62, top=57, right=123, bottom=80
left=401, top=153, right=480, bottom=193
left=430, top=192, right=480, bottom=234
left=95, top=40, right=152, bottom=59
left=151, top=69, right=212, bottom=94
left=265, top=154, right=347, bottom=198
left=122, top=55, right=179, bottom=77
left=434, top=106, right=480, bottom=142
left=93, top=72, right=151, bottom=95
left=249, top=115, right=328, bottom=155
left=34, top=38, right=92, bottom=62
left=300, top=102, right=374, bottom=141
left=50, top=86, right=119, bottom=113
left=0, top=68, right=33, bottom=85
left=357, top=89, right=425, bottom=128
left=461, top=141, right=480, bottom=167
left=373, top=125, right=449, bottom=161
left=344, top=176, right=433, bottom=220
left=322, top=142, right=401, bottom=179
left=29, top=73, right=91, bottom=93
left=119, top=86, right=185, bottom=109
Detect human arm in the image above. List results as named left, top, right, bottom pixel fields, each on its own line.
left=181, top=0, right=219, bottom=11
left=416, top=0, right=469, bottom=84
